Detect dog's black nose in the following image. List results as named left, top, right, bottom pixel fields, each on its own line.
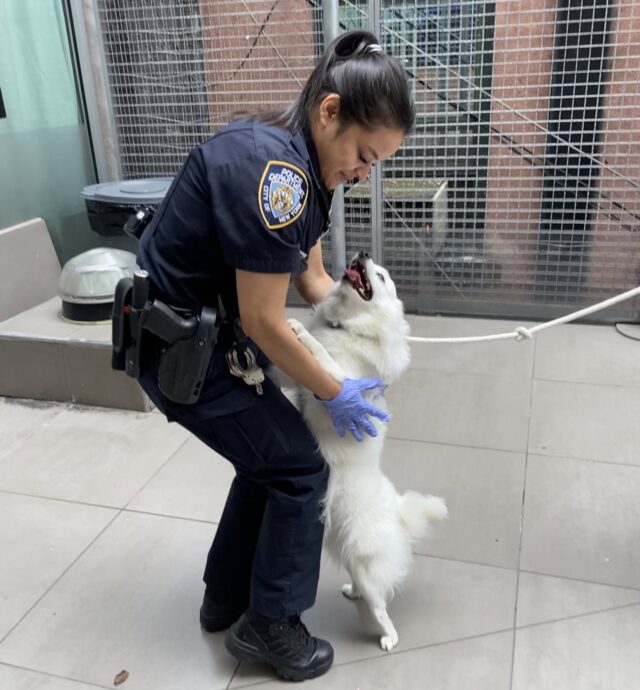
left=358, top=251, right=370, bottom=260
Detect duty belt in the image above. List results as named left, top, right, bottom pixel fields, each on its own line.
left=112, top=270, right=218, bottom=405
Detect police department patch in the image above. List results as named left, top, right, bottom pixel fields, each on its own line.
left=258, top=160, right=308, bottom=230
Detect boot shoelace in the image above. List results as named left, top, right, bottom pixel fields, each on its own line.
left=290, top=615, right=311, bottom=648
left=274, top=615, right=312, bottom=650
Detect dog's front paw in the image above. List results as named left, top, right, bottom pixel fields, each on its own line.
left=380, top=631, right=399, bottom=651
left=287, top=318, right=305, bottom=337
left=341, top=583, right=361, bottom=600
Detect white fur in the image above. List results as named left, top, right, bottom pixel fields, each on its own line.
left=288, top=256, right=447, bottom=651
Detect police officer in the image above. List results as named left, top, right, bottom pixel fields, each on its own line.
left=135, top=30, right=414, bottom=682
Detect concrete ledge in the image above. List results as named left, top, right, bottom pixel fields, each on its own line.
left=0, top=217, right=150, bottom=412
left=0, top=298, right=150, bottom=412
left=0, top=218, right=62, bottom=322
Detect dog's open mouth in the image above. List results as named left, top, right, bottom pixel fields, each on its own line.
left=343, top=257, right=372, bottom=301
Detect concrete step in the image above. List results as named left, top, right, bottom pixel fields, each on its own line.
left=0, top=217, right=149, bottom=411
left=0, top=296, right=150, bottom=412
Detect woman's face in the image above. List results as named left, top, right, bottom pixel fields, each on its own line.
left=311, top=94, right=406, bottom=190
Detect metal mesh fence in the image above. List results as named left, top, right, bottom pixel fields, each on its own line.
left=97, top=0, right=210, bottom=176
left=334, top=1, right=371, bottom=276
left=377, top=0, right=496, bottom=312
left=97, top=0, right=322, bottom=177
left=95, top=0, right=640, bottom=320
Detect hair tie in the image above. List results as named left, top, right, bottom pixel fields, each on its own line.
left=367, top=44, right=383, bottom=54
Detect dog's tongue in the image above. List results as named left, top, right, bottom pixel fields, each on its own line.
left=344, top=267, right=363, bottom=288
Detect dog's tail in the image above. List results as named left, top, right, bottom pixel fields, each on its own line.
left=398, top=491, right=448, bottom=541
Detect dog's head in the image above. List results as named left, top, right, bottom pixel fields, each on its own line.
left=316, top=252, right=411, bottom=382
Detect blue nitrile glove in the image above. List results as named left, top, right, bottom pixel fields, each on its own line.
left=319, top=378, right=390, bottom=442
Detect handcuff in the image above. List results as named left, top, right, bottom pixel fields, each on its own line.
left=224, top=318, right=265, bottom=395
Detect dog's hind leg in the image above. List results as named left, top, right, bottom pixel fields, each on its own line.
left=341, top=574, right=361, bottom=600
left=366, top=594, right=398, bottom=651
left=355, top=575, right=399, bottom=651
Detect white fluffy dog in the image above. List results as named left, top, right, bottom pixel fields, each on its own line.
left=288, top=252, right=447, bottom=651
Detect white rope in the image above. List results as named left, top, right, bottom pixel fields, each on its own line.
left=406, top=285, right=640, bottom=344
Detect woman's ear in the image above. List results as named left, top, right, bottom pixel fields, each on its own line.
left=318, top=93, right=341, bottom=126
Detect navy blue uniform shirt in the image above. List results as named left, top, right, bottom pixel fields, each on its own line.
left=138, top=119, right=332, bottom=315
left=136, top=120, right=333, bottom=420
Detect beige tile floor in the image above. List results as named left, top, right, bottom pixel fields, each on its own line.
left=1, top=312, right=639, bottom=690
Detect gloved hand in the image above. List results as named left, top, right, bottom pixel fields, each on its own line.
left=319, top=378, right=389, bottom=442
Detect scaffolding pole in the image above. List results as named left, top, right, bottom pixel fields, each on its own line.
left=369, top=0, right=384, bottom=262
left=323, top=0, right=346, bottom=276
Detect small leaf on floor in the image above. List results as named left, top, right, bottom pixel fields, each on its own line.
left=114, top=669, right=129, bottom=686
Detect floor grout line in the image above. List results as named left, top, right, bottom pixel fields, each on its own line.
left=385, top=433, right=528, bottom=455
left=515, top=601, right=640, bottom=631
left=0, top=488, right=122, bottom=512
left=0, top=510, right=124, bottom=647
left=0, top=661, right=111, bottom=689
left=384, top=434, right=640, bottom=470
left=524, top=451, right=640, bottom=469
left=411, top=551, right=518, bottom=572
left=517, top=568, right=640, bottom=592
left=532, top=376, right=640, bottom=390
left=509, top=325, right=538, bottom=690
left=123, top=507, right=219, bottom=525
left=122, top=435, right=192, bottom=511
left=0, top=489, right=221, bottom=527
left=0, top=486, right=223, bottom=525
left=226, top=660, right=241, bottom=690
left=406, top=551, right=640, bottom=594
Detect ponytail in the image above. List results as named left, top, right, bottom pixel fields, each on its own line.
left=249, top=30, right=414, bottom=134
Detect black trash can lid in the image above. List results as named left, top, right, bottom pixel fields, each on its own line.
left=81, top=178, right=173, bottom=204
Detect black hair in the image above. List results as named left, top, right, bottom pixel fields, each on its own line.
left=246, top=30, right=415, bottom=134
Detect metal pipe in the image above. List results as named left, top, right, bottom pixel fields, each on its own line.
left=323, top=0, right=346, bottom=277
left=369, top=0, right=384, bottom=262
left=69, top=0, right=121, bottom=182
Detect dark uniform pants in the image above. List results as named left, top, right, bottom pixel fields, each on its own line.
left=140, top=365, right=328, bottom=620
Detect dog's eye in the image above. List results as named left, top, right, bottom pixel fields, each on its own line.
left=376, top=272, right=386, bottom=283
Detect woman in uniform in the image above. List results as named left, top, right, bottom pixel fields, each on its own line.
left=136, top=29, right=414, bottom=682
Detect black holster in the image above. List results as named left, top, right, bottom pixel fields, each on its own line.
left=112, top=271, right=217, bottom=405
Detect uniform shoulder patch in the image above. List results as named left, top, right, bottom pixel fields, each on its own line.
left=258, top=160, right=309, bottom=231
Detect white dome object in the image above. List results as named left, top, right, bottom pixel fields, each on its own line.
left=58, top=248, right=138, bottom=323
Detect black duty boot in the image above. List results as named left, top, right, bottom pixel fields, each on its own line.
left=199, top=590, right=246, bottom=632
left=225, top=611, right=334, bottom=681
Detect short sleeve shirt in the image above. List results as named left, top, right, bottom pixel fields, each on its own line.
left=138, top=120, right=332, bottom=314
